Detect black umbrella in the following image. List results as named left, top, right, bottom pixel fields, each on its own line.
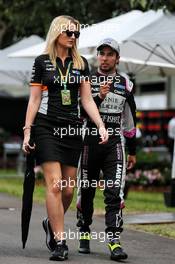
left=21, top=127, right=36, bottom=249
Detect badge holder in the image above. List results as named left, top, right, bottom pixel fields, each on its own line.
left=61, top=89, right=71, bottom=105
left=57, top=62, right=72, bottom=106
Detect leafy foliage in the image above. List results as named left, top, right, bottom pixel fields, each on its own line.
left=127, top=149, right=171, bottom=186
left=0, top=0, right=175, bottom=47
left=130, top=0, right=175, bottom=11
left=0, top=0, right=130, bottom=47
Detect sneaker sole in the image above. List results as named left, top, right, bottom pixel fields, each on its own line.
left=50, top=252, right=68, bottom=261
left=49, top=256, right=68, bottom=261
left=111, top=254, right=128, bottom=260
left=42, top=219, right=55, bottom=252
left=78, top=248, right=90, bottom=254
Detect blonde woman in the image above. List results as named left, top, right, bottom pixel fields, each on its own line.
left=22, top=15, right=108, bottom=261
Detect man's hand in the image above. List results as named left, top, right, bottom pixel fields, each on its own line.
left=127, top=155, right=136, bottom=170
left=99, top=81, right=111, bottom=100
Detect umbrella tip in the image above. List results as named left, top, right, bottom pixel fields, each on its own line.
left=22, top=243, right=25, bottom=249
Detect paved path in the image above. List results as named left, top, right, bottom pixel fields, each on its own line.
left=0, top=193, right=175, bottom=264
left=124, top=212, right=175, bottom=224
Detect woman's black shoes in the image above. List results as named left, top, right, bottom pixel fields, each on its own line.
left=42, top=218, right=56, bottom=252
left=50, top=240, right=68, bottom=261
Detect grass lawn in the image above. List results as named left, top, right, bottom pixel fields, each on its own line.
left=0, top=169, right=19, bottom=177
left=127, top=223, right=175, bottom=239
left=0, top=177, right=175, bottom=239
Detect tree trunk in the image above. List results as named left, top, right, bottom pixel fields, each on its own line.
left=0, top=20, right=7, bottom=48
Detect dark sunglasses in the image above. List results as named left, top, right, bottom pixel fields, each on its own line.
left=64, top=30, right=80, bottom=39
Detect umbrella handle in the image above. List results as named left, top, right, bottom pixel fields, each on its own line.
left=29, top=125, right=35, bottom=147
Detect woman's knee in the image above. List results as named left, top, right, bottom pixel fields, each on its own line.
left=42, top=162, right=62, bottom=194
left=44, top=178, right=62, bottom=195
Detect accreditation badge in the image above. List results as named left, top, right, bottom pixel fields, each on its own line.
left=61, top=90, right=71, bottom=105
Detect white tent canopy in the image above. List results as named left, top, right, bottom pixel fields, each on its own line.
left=9, top=9, right=163, bottom=58
left=125, top=11, right=175, bottom=65
left=7, top=10, right=175, bottom=77
left=79, top=8, right=175, bottom=75
left=9, top=10, right=162, bottom=57
left=8, top=41, right=45, bottom=58
left=0, top=35, right=44, bottom=97
left=8, top=42, right=93, bottom=61
left=129, top=11, right=175, bottom=45
left=119, top=56, right=175, bottom=76
left=79, top=9, right=163, bottom=49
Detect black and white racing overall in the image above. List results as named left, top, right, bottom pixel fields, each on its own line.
left=77, top=71, right=137, bottom=240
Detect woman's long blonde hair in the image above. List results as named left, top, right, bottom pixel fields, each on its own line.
left=44, top=15, right=84, bottom=70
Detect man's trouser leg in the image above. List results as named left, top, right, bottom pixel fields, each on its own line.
left=102, top=141, right=125, bottom=242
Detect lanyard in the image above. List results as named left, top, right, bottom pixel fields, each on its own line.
left=56, top=61, right=72, bottom=90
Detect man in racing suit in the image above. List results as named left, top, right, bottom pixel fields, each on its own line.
left=77, top=38, right=137, bottom=261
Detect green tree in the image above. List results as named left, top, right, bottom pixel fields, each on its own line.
left=0, top=0, right=175, bottom=48
left=130, top=0, right=175, bottom=11
left=0, top=0, right=131, bottom=48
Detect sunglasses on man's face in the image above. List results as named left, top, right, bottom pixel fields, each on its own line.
left=64, top=30, right=80, bottom=39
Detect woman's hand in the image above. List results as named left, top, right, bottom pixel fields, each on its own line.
left=22, top=129, right=35, bottom=154
left=22, top=85, right=42, bottom=154
left=98, top=123, right=108, bottom=144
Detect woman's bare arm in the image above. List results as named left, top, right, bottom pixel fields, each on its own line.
left=23, top=86, right=42, bottom=153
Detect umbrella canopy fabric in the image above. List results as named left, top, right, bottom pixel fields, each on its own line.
left=0, top=35, right=44, bottom=97
left=9, top=45, right=175, bottom=76
left=8, top=10, right=175, bottom=77
left=8, top=41, right=45, bottom=58
left=128, top=11, right=175, bottom=45
left=126, top=11, right=175, bottom=65
left=21, top=126, right=36, bottom=249
left=119, top=55, right=175, bottom=76
left=78, top=9, right=162, bottom=49
left=21, top=151, right=35, bottom=249
left=80, top=9, right=175, bottom=76
left=8, top=10, right=162, bottom=58
left=8, top=42, right=93, bottom=61
left=0, top=35, right=43, bottom=73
